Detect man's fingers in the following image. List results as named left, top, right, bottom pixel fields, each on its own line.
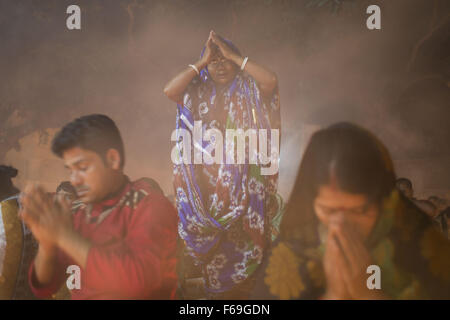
left=59, top=196, right=71, bottom=213
left=55, top=193, right=65, bottom=206
left=33, top=186, right=52, bottom=212
left=21, top=185, right=57, bottom=232
left=55, top=194, right=71, bottom=219
left=22, top=184, right=50, bottom=212
left=19, top=208, right=39, bottom=230
left=21, top=192, right=44, bottom=221
left=23, top=182, right=38, bottom=195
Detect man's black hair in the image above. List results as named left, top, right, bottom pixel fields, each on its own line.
left=51, top=114, right=125, bottom=168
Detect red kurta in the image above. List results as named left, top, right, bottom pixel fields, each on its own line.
left=28, top=178, right=178, bottom=299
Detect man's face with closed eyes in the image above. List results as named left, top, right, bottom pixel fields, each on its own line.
left=63, top=147, right=118, bottom=204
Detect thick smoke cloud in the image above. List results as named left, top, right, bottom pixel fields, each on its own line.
left=0, top=0, right=449, bottom=199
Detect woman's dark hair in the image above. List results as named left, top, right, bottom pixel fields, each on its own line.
left=280, top=122, right=396, bottom=242
left=0, top=165, right=20, bottom=201
left=52, top=114, right=125, bottom=168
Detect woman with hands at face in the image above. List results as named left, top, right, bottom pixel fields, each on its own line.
left=323, top=217, right=385, bottom=299
left=251, top=122, right=450, bottom=300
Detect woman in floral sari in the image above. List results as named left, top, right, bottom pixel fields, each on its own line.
left=164, top=31, right=281, bottom=299
left=251, top=122, right=450, bottom=299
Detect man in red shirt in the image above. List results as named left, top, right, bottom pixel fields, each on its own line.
left=20, top=114, right=178, bottom=299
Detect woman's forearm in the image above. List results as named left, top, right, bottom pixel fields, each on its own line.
left=230, top=55, right=278, bottom=98
left=163, top=59, right=207, bottom=104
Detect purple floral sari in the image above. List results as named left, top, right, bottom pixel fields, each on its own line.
left=173, top=43, right=281, bottom=293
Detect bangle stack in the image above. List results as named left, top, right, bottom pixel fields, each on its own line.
left=188, top=64, right=200, bottom=76
left=240, top=56, right=249, bottom=71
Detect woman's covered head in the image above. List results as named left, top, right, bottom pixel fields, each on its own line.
left=281, top=122, right=396, bottom=241
left=201, top=36, right=241, bottom=86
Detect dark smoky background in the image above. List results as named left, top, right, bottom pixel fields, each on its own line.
left=0, top=0, right=449, bottom=199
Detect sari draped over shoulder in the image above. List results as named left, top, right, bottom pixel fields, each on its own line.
left=251, top=190, right=450, bottom=299
left=173, top=57, right=281, bottom=293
